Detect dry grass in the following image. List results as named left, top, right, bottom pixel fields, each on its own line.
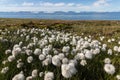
left=0, top=18, right=120, bottom=36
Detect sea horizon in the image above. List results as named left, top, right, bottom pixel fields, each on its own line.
left=0, top=11, right=120, bottom=20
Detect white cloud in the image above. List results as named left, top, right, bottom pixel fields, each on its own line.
left=0, top=4, right=90, bottom=12
left=39, top=2, right=75, bottom=7
left=54, top=3, right=65, bottom=7
left=67, top=3, right=75, bottom=7
left=22, top=2, right=34, bottom=6
left=0, top=1, right=112, bottom=12
left=40, top=2, right=53, bottom=7
left=93, top=0, right=109, bottom=7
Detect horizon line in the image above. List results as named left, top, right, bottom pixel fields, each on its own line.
left=0, top=11, right=120, bottom=13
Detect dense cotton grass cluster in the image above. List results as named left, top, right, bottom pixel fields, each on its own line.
left=0, top=28, right=120, bottom=80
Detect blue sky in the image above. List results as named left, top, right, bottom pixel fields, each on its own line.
left=0, top=0, right=119, bottom=12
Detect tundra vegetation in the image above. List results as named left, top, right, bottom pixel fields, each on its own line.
left=0, top=18, right=120, bottom=80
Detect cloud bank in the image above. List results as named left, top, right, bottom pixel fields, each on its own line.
left=0, top=0, right=111, bottom=12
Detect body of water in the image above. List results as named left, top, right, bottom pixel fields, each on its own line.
left=0, top=12, right=120, bottom=20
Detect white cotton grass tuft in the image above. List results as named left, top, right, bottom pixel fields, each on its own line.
left=104, top=58, right=111, bottom=64
left=53, top=49, right=59, bottom=54
left=12, top=46, right=22, bottom=57
left=22, top=46, right=27, bottom=51
left=26, top=76, right=33, bottom=80
left=104, top=64, right=115, bottom=75
left=80, top=60, right=87, bottom=66
left=12, top=71, right=25, bottom=80
left=102, top=44, right=107, bottom=48
left=1, top=67, right=9, bottom=74
left=84, top=50, right=93, bottom=59
left=69, top=59, right=77, bottom=66
left=74, top=53, right=85, bottom=60
left=116, top=75, right=120, bottom=80
left=62, top=46, right=70, bottom=53
left=49, top=37, right=55, bottom=43
left=5, top=49, right=11, bottom=55
left=34, top=48, right=41, bottom=55
left=8, top=55, right=15, bottom=62
left=68, top=63, right=77, bottom=74
left=32, top=69, right=38, bottom=78
left=107, top=49, right=112, bottom=55
left=92, top=48, right=100, bottom=55
left=17, top=62, right=24, bottom=68
left=39, top=54, right=45, bottom=61
left=61, top=63, right=77, bottom=78
left=46, top=55, right=52, bottom=59
left=27, top=56, right=33, bottom=63
left=113, top=46, right=118, bottom=52
left=42, top=58, right=52, bottom=66
left=27, top=43, right=34, bottom=49
left=13, top=44, right=20, bottom=50
left=111, top=38, right=115, bottom=42
left=101, top=47, right=106, bottom=51
left=19, top=41, right=23, bottom=47
left=118, top=41, right=120, bottom=44
left=61, top=64, right=73, bottom=78
left=58, top=53, right=65, bottom=60
left=42, top=48, right=49, bottom=55
left=44, top=71, right=54, bottom=80
left=62, top=58, right=69, bottom=64
left=83, top=41, right=90, bottom=48
left=39, top=72, right=44, bottom=77
left=17, top=59, right=22, bottom=63
left=25, top=49, right=32, bottom=55
left=2, top=60, right=8, bottom=65
left=108, top=39, right=111, bottom=43
left=52, top=55, right=61, bottom=67
left=118, top=47, right=120, bottom=52
left=100, top=36, right=105, bottom=41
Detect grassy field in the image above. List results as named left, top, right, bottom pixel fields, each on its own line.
left=0, top=18, right=120, bottom=35
left=0, top=18, right=120, bottom=80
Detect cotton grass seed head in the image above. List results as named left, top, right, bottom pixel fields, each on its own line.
left=32, top=69, right=38, bottom=78
left=27, top=56, right=33, bottom=63
left=104, top=58, right=111, bottom=64
left=8, top=55, right=15, bottom=62
left=12, top=71, right=25, bottom=80
left=116, top=75, right=120, bottom=80
left=1, top=67, right=9, bottom=74
left=104, top=64, right=115, bottom=75
left=34, top=48, right=41, bottom=55
left=44, top=71, right=54, bottom=80
left=52, top=55, right=61, bottom=67
left=39, top=54, right=45, bottom=61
